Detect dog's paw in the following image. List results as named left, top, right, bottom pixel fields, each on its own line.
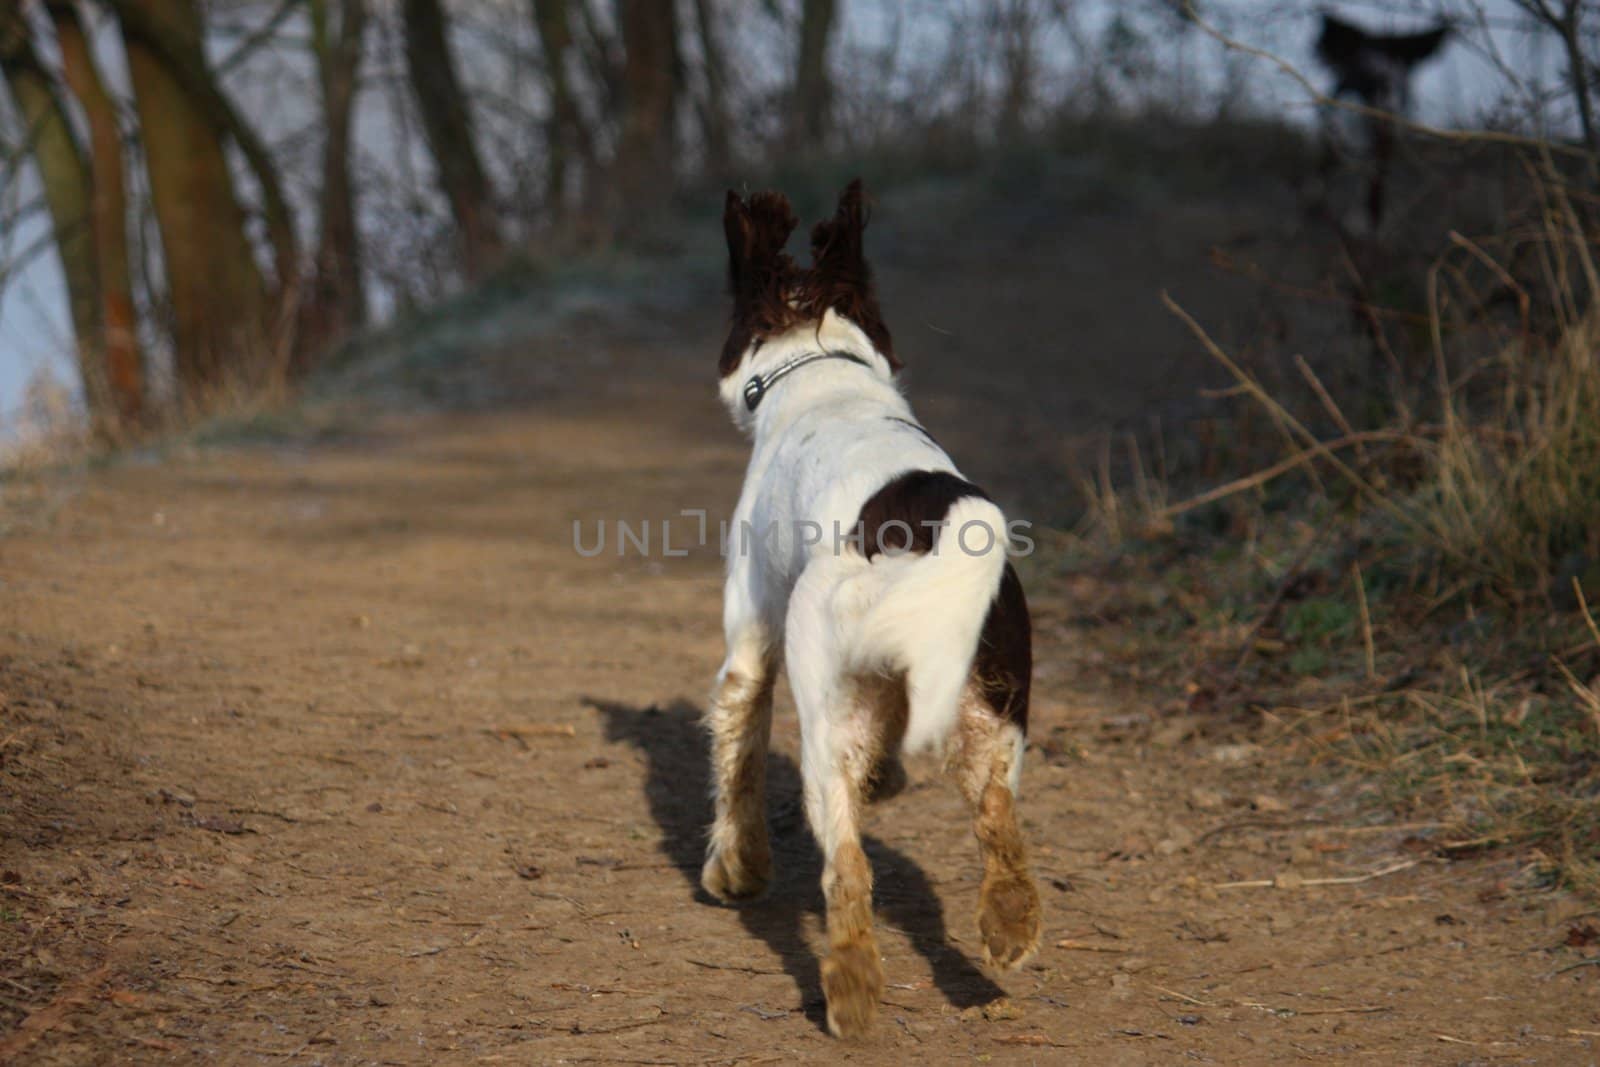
left=822, top=936, right=884, bottom=1039
left=978, top=872, right=1041, bottom=970
left=700, top=843, right=771, bottom=903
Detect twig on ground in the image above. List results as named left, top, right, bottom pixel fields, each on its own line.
left=686, top=959, right=785, bottom=975
left=1054, top=939, right=1129, bottom=953
left=995, top=1033, right=1071, bottom=1047
left=1553, top=957, right=1600, bottom=975
left=493, top=723, right=577, bottom=739
left=1244, top=1002, right=1390, bottom=1018
left=1213, top=859, right=1418, bottom=889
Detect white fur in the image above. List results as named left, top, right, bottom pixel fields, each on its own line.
left=716, top=309, right=1010, bottom=764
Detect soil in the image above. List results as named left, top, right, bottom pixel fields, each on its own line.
left=3, top=181, right=1599, bottom=1065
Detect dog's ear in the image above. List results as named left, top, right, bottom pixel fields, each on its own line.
left=723, top=191, right=753, bottom=292
left=808, top=179, right=898, bottom=369
left=720, top=190, right=799, bottom=375
left=809, top=179, right=868, bottom=279
left=725, top=190, right=797, bottom=297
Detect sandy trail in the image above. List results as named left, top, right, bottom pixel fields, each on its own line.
left=3, top=210, right=1598, bottom=1064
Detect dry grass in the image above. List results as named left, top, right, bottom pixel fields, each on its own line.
left=1141, top=165, right=1600, bottom=896
left=0, top=373, right=90, bottom=474
left=1073, top=434, right=1173, bottom=544
left=1295, top=660, right=1600, bottom=896
left=1407, top=316, right=1600, bottom=606
left=1163, top=166, right=1600, bottom=604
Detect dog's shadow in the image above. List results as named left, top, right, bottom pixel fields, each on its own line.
left=584, top=697, right=1004, bottom=1030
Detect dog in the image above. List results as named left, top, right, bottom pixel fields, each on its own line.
left=700, top=180, right=1040, bottom=1038
left=1316, top=13, right=1450, bottom=117
left=1314, top=13, right=1451, bottom=228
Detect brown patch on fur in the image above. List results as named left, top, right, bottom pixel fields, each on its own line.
left=854, top=470, right=989, bottom=560
left=719, top=179, right=898, bottom=378
left=972, top=784, right=1041, bottom=970
left=973, top=564, right=1031, bottom=733
left=949, top=703, right=1041, bottom=970
left=824, top=841, right=874, bottom=940
left=821, top=840, right=883, bottom=1038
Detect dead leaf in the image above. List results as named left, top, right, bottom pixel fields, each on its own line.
left=1565, top=923, right=1600, bottom=948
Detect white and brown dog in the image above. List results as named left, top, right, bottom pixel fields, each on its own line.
left=702, top=180, right=1040, bottom=1037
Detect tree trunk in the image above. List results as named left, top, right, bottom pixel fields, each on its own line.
left=118, top=0, right=272, bottom=401
left=531, top=0, right=591, bottom=215
left=109, top=0, right=299, bottom=309
left=996, top=0, right=1034, bottom=141
left=402, top=0, right=503, bottom=279
left=575, top=0, right=622, bottom=122
left=692, top=0, right=731, bottom=177
left=302, top=0, right=369, bottom=364
left=612, top=0, right=678, bottom=236
left=0, top=5, right=114, bottom=437
left=791, top=0, right=836, bottom=151
left=47, top=0, right=145, bottom=429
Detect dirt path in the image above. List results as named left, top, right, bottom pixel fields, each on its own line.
left=4, top=226, right=1599, bottom=1062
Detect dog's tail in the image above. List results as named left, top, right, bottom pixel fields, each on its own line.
left=852, top=495, right=1009, bottom=753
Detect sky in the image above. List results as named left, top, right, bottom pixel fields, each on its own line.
left=0, top=0, right=1565, bottom=435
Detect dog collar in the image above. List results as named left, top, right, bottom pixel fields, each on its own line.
left=742, top=350, right=872, bottom=412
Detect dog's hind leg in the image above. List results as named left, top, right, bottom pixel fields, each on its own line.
left=702, top=613, right=779, bottom=903
left=801, top=694, right=882, bottom=1038
left=950, top=695, right=1041, bottom=970
left=787, top=564, right=884, bottom=1038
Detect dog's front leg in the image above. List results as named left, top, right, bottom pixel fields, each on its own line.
left=702, top=619, right=778, bottom=903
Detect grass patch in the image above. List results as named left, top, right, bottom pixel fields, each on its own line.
left=1078, top=163, right=1600, bottom=897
